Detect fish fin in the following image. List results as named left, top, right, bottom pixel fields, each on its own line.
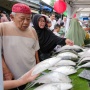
left=24, top=81, right=36, bottom=90
left=76, top=62, right=81, bottom=67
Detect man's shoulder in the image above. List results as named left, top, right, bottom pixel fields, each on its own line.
left=28, top=26, right=39, bottom=39
left=28, top=26, right=37, bottom=36
left=28, top=26, right=36, bottom=32
left=0, top=21, right=13, bottom=26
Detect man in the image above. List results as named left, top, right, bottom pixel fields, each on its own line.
left=49, top=13, right=56, bottom=31
left=63, top=16, right=67, bottom=27
left=0, top=3, right=40, bottom=89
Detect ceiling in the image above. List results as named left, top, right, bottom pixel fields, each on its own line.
left=66, top=0, right=90, bottom=13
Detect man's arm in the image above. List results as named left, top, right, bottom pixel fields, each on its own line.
left=2, top=56, right=13, bottom=80
left=35, top=51, right=40, bottom=64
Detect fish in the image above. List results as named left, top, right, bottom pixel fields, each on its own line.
left=57, top=45, right=84, bottom=52
left=77, top=62, right=90, bottom=69
left=31, top=57, right=61, bottom=75
left=54, top=60, right=76, bottom=66
left=80, top=49, right=90, bottom=59
left=78, top=52, right=85, bottom=57
left=55, top=49, right=78, bottom=55
left=78, top=57, right=90, bottom=65
left=52, top=66, right=77, bottom=75
left=34, top=83, right=73, bottom=90
left=56, top=52, right=78, bottom=61
left=48, top=66, right=59, bottom=70
left=84, top=44, right=90, bottom=48
left=26, top=71, right=71, bottom=88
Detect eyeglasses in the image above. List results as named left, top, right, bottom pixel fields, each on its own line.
left=39, top=20, right=46, bottom=23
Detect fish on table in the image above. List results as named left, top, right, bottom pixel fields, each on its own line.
left=57, top=45, right=84, bottom=52
left=78, top=57, right=90, bottom=65
left=56, top=52, right=78, bottom=61
left=50, top=66, right=77, bottom=75
left=26, top=71, right=71, bottom=88
left=34, top=83, right=73, bottom=90
left=54, top=60, right=76, bottom=66
left=31, top=57, right=61, bottom=75
left=77, top=62, right=90, bottom=69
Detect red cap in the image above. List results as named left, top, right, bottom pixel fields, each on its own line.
left=12, top=3, right=31, bottom=14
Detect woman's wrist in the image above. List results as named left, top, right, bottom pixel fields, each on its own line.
left=18, top=77, right=28, bottom=85
left=16, top=79, right=25, bottom=86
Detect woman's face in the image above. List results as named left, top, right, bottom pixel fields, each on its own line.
left=38, top=17, right=46, bottom=29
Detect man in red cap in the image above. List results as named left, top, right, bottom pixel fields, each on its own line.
left=1, top=3, right=40, bottom=90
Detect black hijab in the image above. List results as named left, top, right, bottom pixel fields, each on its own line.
left=32, top=14, right=66, bottom=53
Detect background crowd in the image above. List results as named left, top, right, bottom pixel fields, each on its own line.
left=0, top=2, right=90, bottom=90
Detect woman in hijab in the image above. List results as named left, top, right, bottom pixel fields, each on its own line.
left=66, top=18, right=86, bottom=46
left=32, top=14, right=73, bottom=61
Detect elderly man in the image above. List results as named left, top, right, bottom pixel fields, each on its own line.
left=0, top=3, right=40, bottom=89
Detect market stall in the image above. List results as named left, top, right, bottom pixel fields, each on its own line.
left=24, top=45, right=90, bottom=90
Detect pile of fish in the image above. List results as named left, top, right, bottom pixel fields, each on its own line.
left=24, top=45, right=90, bottom=90
left=77, top=49, right=90, bottom=69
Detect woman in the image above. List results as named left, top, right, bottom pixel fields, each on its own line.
left=66, top=18, right=86, bottom=46
left=32, top=14, right=73, bottom=61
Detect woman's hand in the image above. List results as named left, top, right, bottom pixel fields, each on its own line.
left=65, top=39, right=74, bottom=46
left=19, top=68, right=39, bottom=85
left=4, top=68, right=39, bottom=90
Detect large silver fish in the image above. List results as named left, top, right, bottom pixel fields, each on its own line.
left=56, top=52, right=78, bottom=61
left=57, top=45, right=84, bottom=52
left=78, top=52, right=85, bottom=57
left=78, top=57, right=90, bottom=65
left=77, top=62, right=90, bottom=69
left=55, top=49, right=78, bottom=55
left=34, top=83, right=73, bottom=90
left=54, top=60, right=76, bottom=66
left=27, top=71, right=71, bottom=88
left=52, top=66, right=77, bottom=75
left=31, top=57, right=61, bottom=75
left=80, top=49, right=90, bottom=58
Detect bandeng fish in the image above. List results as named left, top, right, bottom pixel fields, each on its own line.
left=34, top=83, right=73, bottom=90
left=51, top=66, right=77, bottom=75
left=31, top=57, right=61, bottom=75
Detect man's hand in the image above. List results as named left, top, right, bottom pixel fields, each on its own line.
left=65, top=39, right=74, bottom=46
